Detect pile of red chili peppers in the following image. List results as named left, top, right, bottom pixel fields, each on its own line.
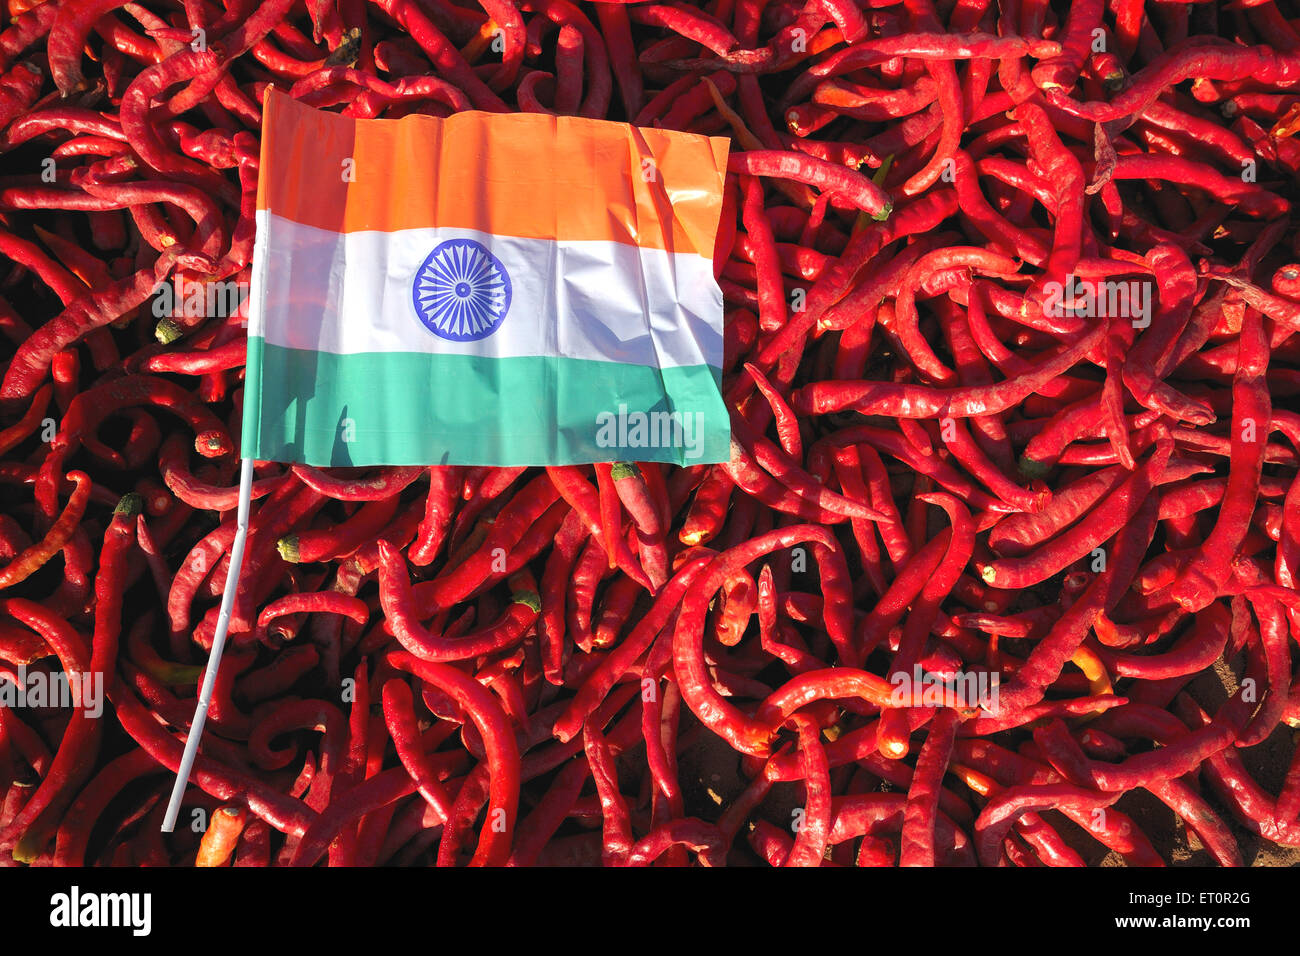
left=2, top=0, right=1300, bottom=869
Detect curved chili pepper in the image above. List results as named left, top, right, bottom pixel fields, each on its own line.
left=795, top=324, right=1104, bottom=418
left=1172, top=310, right=1272, bottom=612
left=4, top=490, right=133, bottom=860
left=978, top=440, right=1171, bottom=590
left=781, top=712, right=831, bottom=867
left=289, top=463, right=423, bottom=502
left=255, top=591, right=370, bottom=632
left=158, top=434, right=282, bottom=511
left=381, top=648, right=518, bottom=865
left=0, top=383, right=50, bottom=456
left=0, top=471, right=91, bottom=589
left=1, top=250, right=207, bottom=402
left=379, top=540, right=538, bottom=662
left=279, top=495, right=400, bottom=564
left=673, top=526, right=842, bottom=758
left=409, top=465, right=457, bottom=566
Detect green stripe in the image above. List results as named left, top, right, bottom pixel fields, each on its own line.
left=242, top=333, right=264, bottom=465
left=243, top=339, right=730, bottom=466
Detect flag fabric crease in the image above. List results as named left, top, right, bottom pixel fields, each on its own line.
left=242, top=90, right=732, bottom=466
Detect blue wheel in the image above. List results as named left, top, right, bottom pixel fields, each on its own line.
left=412, top=238, right=512, bottom=341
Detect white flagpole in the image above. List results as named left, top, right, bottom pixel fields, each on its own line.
left=160, top=454, right=255, bottom=832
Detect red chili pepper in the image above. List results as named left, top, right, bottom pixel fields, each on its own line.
left=729, top=149, right=892, bottom=220
left=51, top=748, right=163, bottom=866
left=379, top=677, right=452, bottom=822
left=379, top=540, right=540, bottom=662
left=255, top=591, right=370, bottom=633
left=592, top=461, right=624, bottom=569
left=290, top=463, right=423, bottom=502
left=555, top=551, right=711, bottom=742
left=978, top=440, right=1171, bottom=590
left=380, top=649, right=519, bottom=865
left=0, top=471, right=91, bottom=589
left=780, top=712, right=830, bottom=866
left=0, top=383, right=50, bottom=456
left=409, top=465, right=457, bottom=566
left=581, top=723, right=632, bottom=865
left=2, top=572, right=114, bottom=860
left=795, top=324, right=1104, bottom=418
left=279, top=496, right=400, bottom=564
left=609, top=462, right=669, bottom=588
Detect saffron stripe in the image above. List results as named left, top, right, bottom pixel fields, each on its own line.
left=257, top=90, right=730, bottom=253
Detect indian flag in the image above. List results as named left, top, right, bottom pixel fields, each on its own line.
left=242, top=90, right=732, bottom=467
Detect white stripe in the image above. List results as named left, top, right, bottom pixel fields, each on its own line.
left=256, top=210, right=723, bottom=369
left=246, top=218, right=269, bottom=340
